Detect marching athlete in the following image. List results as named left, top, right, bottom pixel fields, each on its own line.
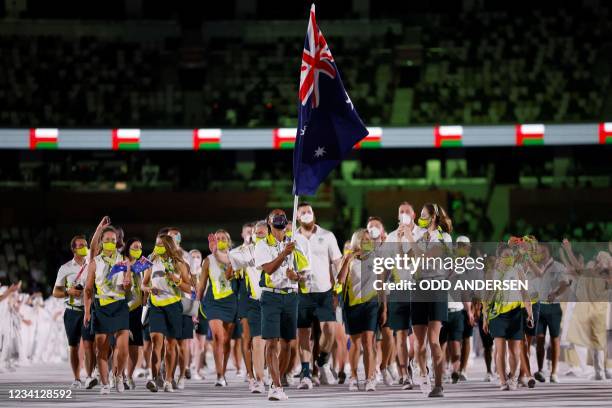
left=254, top=209, right=310, bottom=401
left=198, top=230, right=237, bottom=387
left=337, top=228, right=386, bottom=391
left=84, top=218, right=132, bottom=395
left=142, top=234, right=192, bottom=392
left=52, top=235, right=96, bottom=388
left=294, top=203, right=343, bottom=389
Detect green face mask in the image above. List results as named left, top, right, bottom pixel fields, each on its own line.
left=417, top=217, right=430, bottom=228
left=361, top=241, right=374, bottom=253
left=75, top=247, right=88, bottom=257
left=102, top=242, right=116, bottom=252
left=154, top=245, right=166, bottom=255
left=130, top=249, right=142, bottom=259
left=501, top=256, right=514, bottom=267
left=217, top=241, right=229, bottom=251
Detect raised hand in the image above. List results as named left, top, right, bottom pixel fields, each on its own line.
left=208, top=233, right=217, bottom=253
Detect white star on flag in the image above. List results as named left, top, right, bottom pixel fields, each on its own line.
left=300, top=126, right=307, bottom=136
left=314, top=146, right=326, bottom=158
left=345, top=92, right=353, bottom=110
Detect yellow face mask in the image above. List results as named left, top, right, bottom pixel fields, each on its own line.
left=417, top=218, right=430, bottom=228
left=154, top=245, right=166, bottom=255
left=217, top=241, right=229, bottom=251
left=75, top=247, right=88, bottom=257
left=255, top=236, right=264, bottom=244
left=501, top=256, right=514, bottom=267
left=130, top=249, right=142, bottom=259
left=102, top=242, right=116, bottom=252
left=285, top=231, right=293, bottom=238
left=361, top=241, right=374, bottom=253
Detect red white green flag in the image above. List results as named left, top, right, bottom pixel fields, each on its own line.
left=29, top=128, right=58, bottom=150
left=193, top=128, right=221, bottom=150
left=598, top=122, right=612, bottom=144
left=434, top=126, right=463, bottom=147
left=516, top=124, right=545, bottom=146
left=112, top=128, right=140, bottom=150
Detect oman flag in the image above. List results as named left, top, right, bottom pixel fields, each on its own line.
left=516, top=124, right=545, bottom=146
left=193, top=128, right=221, bottom=150
left=598, top=122, right=612, bottom=144
left=29, top=128, right=58, bottom=150
left=112, top=128, right=140, bottom=150
left=434, top=126, right=463, bottom=148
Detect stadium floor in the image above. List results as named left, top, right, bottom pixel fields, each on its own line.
left=1, top=360, right=611, bottom=407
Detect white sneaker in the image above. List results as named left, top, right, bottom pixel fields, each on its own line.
left=383, top=368, right=394, bottom=386
left=365, top=378, right=376, bottom=391
left=109, top=374, right=115, bottom=388
left=193, top=371, right=203, bottom=380
left=252, top=380, right=265, bottom=394
left=419, top=375, right=431, bottom=396
left=268, top=385, right=286, bottom=401
left=348, top=377, right=359, bottom=391
left=100, top=384, right=111, bottom=395
left=483, top=372, right=493, bottom=382
left=375, top=369, right=382, bottom=383
left=177, top=377, right=186, bottom=390
left=389, top=363, right=400, bottom=381
left=248, top=378, right=255, bottom=392
left=499, top=382, right=510, bottom=391
left=215, top=376, right=228, bottom=387
left=85, top=376, right=98, bottom=389
left=163, top=380, right=174, bottom=392
left=297, top=376, right=313, bottom=389
left=402, top=377, right=413, bottom=390
left=146, top=379, right=158, bottom=392
left=319, top=363, right=337, bottom=385
left=70, top=380, right=82, bottom=389
left=459, top=372, right=468, bottom=381
left=127, top=377, right=135, bottom=390
left=550, top=374, right=560, bottom=383
left=115, top=375, right=125, bottom=393
left=508, top=378, right=518, bottom=391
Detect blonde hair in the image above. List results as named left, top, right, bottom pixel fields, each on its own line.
left=350, top=228, right=369, bottom=252
left=156, top=234, right=187, bottom=268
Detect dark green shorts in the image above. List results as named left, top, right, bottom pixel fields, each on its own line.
left=237, top=279, right=250, bottom=319
left=63, top=308, right=85, bottom=346
left=128, top=306, right=144, bottom=346
left=149, top=301, right=183, bottom=339
left=537, top=303, right=562, bottom=338
left=297, top=290, right=336, bottom=328
left=195, top=300, right=209, bottom=335
left=93, top=299, right=129, bottom=335
left=260, top=291, right=298, bottom=341
left=143, top=324, right=151, bottom=342
left=462, top=309, right=474, bottom=338
left=344, top=301, right=378, bottom=336
left=178, top=314, right=194, bottom=340
left=440, top=310, right=464, bottom=343
left=204, top=291, right=238, bottom=323
left=411, top=301, right=448, bottom=325
left=388, top=301, right=412, bottom=333
left=247, top=298, right=262, bottom=337
left=524, top=302, right=540, bottom=337
left=490, top=307, right=524, bottom=340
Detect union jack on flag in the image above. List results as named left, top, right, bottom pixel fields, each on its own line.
left=293, top=4, right=368, bottom=196
left=299, top=7, right=336, bottom=107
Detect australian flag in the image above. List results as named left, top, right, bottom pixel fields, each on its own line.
left=293, top=4, right=369, bottom=196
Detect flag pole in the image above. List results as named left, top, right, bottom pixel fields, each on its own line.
left=290, top=194, right=299, bottom=242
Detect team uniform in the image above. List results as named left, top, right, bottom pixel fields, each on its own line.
left=203, top=254, right=238, bottom=323
left=126, top=266, right=144, bottom=346
left=254, top=234, right=309, bottom=341
left=230, top=244, right=263, bottom=337
left=294, top=226, right=342, bottom=328
left=411, top=227, right=452, bottom=325
left=148, top=257, right=183, bottom=339
left=178, top=250, right=197, bottom=341
left=55, top=258, right=94, bottom=346
left=537, top=259, right=568, bottom=338
left=440, top=302, right=465, bottom=344
left=343, top=253, right=380, bottom=335
left=92, top=253, right=129, bottom=334
left=486, top=265, right=525, bottom=341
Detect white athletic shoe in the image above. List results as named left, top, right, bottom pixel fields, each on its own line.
left=319, top=363, right=336, bottom=385
left=483, top=372, right=493, bottom=382
left=115, top=375, right=125, bottom=393
left=365, top=378, right=376, bottom=392
left=419, top=375, right=431, bottom=396
left=70, top=380, right=82, bottom=389
left=348, top=377, right=359, bottom=391
left=402, top=377, right=413, bottom=390
left=100, top=384, right=111, bottom=395
left=383, top=368, right=394, bottom=386
left=499, top=382, right=510, bottom=391
left=459, top=372, right=468, bottom=381
left=389, top=363, right=400, bottom=382
left=155, top=376, right=165, bottom=389
left=268, top=385, right=287, bottom=401
left=215, top=376, right=228, bottom=387
left=508, top=378, right=518, bottom=391
left=252, top=380, right=265, bottom=394
left=109, top=374, right=115, bottom=388
left=550, top=374, right=560, bottom=383
left=297, top=376, right=313, bottom=390
left=192, top=371, right=203, bottom=380
left=85, top=376, right=97, bottom=389
left=127, top=377, right=135, bottom=390
left=163, top=380, right=174, bottom=392
left=177, top=377, right=186, bottom=390
left=146, top=379, right=158, bottom=392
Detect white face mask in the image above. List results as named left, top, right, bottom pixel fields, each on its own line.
left=300, top=212, right=314, bottom=224
left=400, top=213, right=412, bottom=225
left=368, top=227, right=381, bottom=240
